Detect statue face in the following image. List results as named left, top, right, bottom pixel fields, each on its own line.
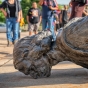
left=15, top=57, right=51, bottom=79
left=13, top=31, right=52, bottom=79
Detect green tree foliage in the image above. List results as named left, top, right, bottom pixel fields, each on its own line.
left=58, top=4, right=64, bottom=10
left=0, top=0, right=5, bottom=23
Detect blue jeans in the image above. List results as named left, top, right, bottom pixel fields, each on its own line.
left=6, top=18, right=19, bottom=42
left=42, top=17, right=56, bottom=41
left=42, top=18, right=48, bottom=31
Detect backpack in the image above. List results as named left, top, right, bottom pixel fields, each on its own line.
left=61, top=10, right=68, bottom=24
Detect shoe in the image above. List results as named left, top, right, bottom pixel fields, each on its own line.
left=51, top=41, right=55, bottom=46
left=13, top=40, right=18, bottom=45
left=7, top=40, right=13, bottom=47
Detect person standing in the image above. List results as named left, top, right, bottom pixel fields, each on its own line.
left=27, top=2, right=42, bottom=36
left=39, top=0, right=58, bottom=41
left=0, top=0, right=22, bottom=46
left=59, top=5, right=68, bottom=27
left=67, top=2, right=72, bottom=19
left=69, top=0, right=87, bottom=20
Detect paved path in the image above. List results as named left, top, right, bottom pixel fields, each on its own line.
left=0, top=32, right=88, bottom=88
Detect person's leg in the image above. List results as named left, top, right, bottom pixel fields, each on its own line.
left=53, top=19, right=57, bottom=34
left=28, top=23, right=34, bottom=36
left=34, top=26, right=37, bottom=35
left=59, top=23, right=62, bottom=28
left=42, top=18, right=48, bottom=31
left=12, top=18, right=19, bottom=44
left=47, top=16, right=56, bottom=41
left=34, top=22, right=40, bottom=35
left=18, top=24, right=21, bottom=39
left=6, top=18, right=13, bottom=46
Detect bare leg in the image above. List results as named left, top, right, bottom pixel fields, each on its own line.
left=29, top=31, right=34, bottom=36
left=34, top=30, right=38, bottom=35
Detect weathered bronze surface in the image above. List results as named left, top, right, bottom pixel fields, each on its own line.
left=13, top=16, right=88, bottom=79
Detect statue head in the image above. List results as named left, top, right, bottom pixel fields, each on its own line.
left=13, top=31, right=52, bottom=78
left=14, top=56, right=51, bottom=79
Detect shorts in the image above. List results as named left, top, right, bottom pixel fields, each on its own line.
left=28, top=22, right=40, bottom=32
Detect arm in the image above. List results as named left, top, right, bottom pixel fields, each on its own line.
left=49, top=6, right=58, bottom=10
left=27, top=16, right=29, bottom=23
left=20, top=10, right=23, bottom=19
left=49, top=0, right=58, bottom=10
left=39, top=0, right=44, bottom=6
left=0, top=8, right=7, bottom=17
left=26, top=9, right=31, bottom=24
left=39, top=16, right=42, bottom=23
left=59, top=13, right=62, bottom=24
left=17, top=11, right=21, bottom=22
left=83, top=10, right=88, bottom=16
left=17, top=1, right=22, bottom=22
left=69, top=0, right=72, bottom=6
left=82, top=5, right=88, bottom=16
left=39, top=9, right=42, bottom=23
left=0, top=1, right=7, bottom=17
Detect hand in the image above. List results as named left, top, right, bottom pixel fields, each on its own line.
left=39, top=0, right=44, bottom=5
left=3, top=12, right=7, bottom=17
left=20, top=18, right=25, bottom=26
left=17, top=17, right=20, bottom=22
left=49, top=6, right=53, bottom=10
left=1, top=8, right=7, bottom=17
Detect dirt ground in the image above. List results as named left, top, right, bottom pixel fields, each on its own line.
left=0, top=32, right=88, bottom=88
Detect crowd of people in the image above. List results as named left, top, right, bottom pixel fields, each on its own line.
left=0, top=0, right=88, bottom=47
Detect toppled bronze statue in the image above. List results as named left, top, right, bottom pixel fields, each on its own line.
left=13, top=16, right=88, bottom=79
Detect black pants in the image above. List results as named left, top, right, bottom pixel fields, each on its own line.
left=56, top=23, right=60, bottom=31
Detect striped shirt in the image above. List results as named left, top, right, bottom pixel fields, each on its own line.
left=42, top=0, right=58, bottom=18
left=43, top=0, right=58, bottom=7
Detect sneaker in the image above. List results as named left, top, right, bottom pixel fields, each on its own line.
left=13, top=40, right=18, bottom=45
left=51, top=40, right=55, bottom=46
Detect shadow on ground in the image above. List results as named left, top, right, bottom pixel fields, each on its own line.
left=0, top=43, right=6, bottom=45
left=0, top=68, right=88, bottom=87
left=0, top=38, right=6, bottom=40
left=0, top=52, right=10, bottom=55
